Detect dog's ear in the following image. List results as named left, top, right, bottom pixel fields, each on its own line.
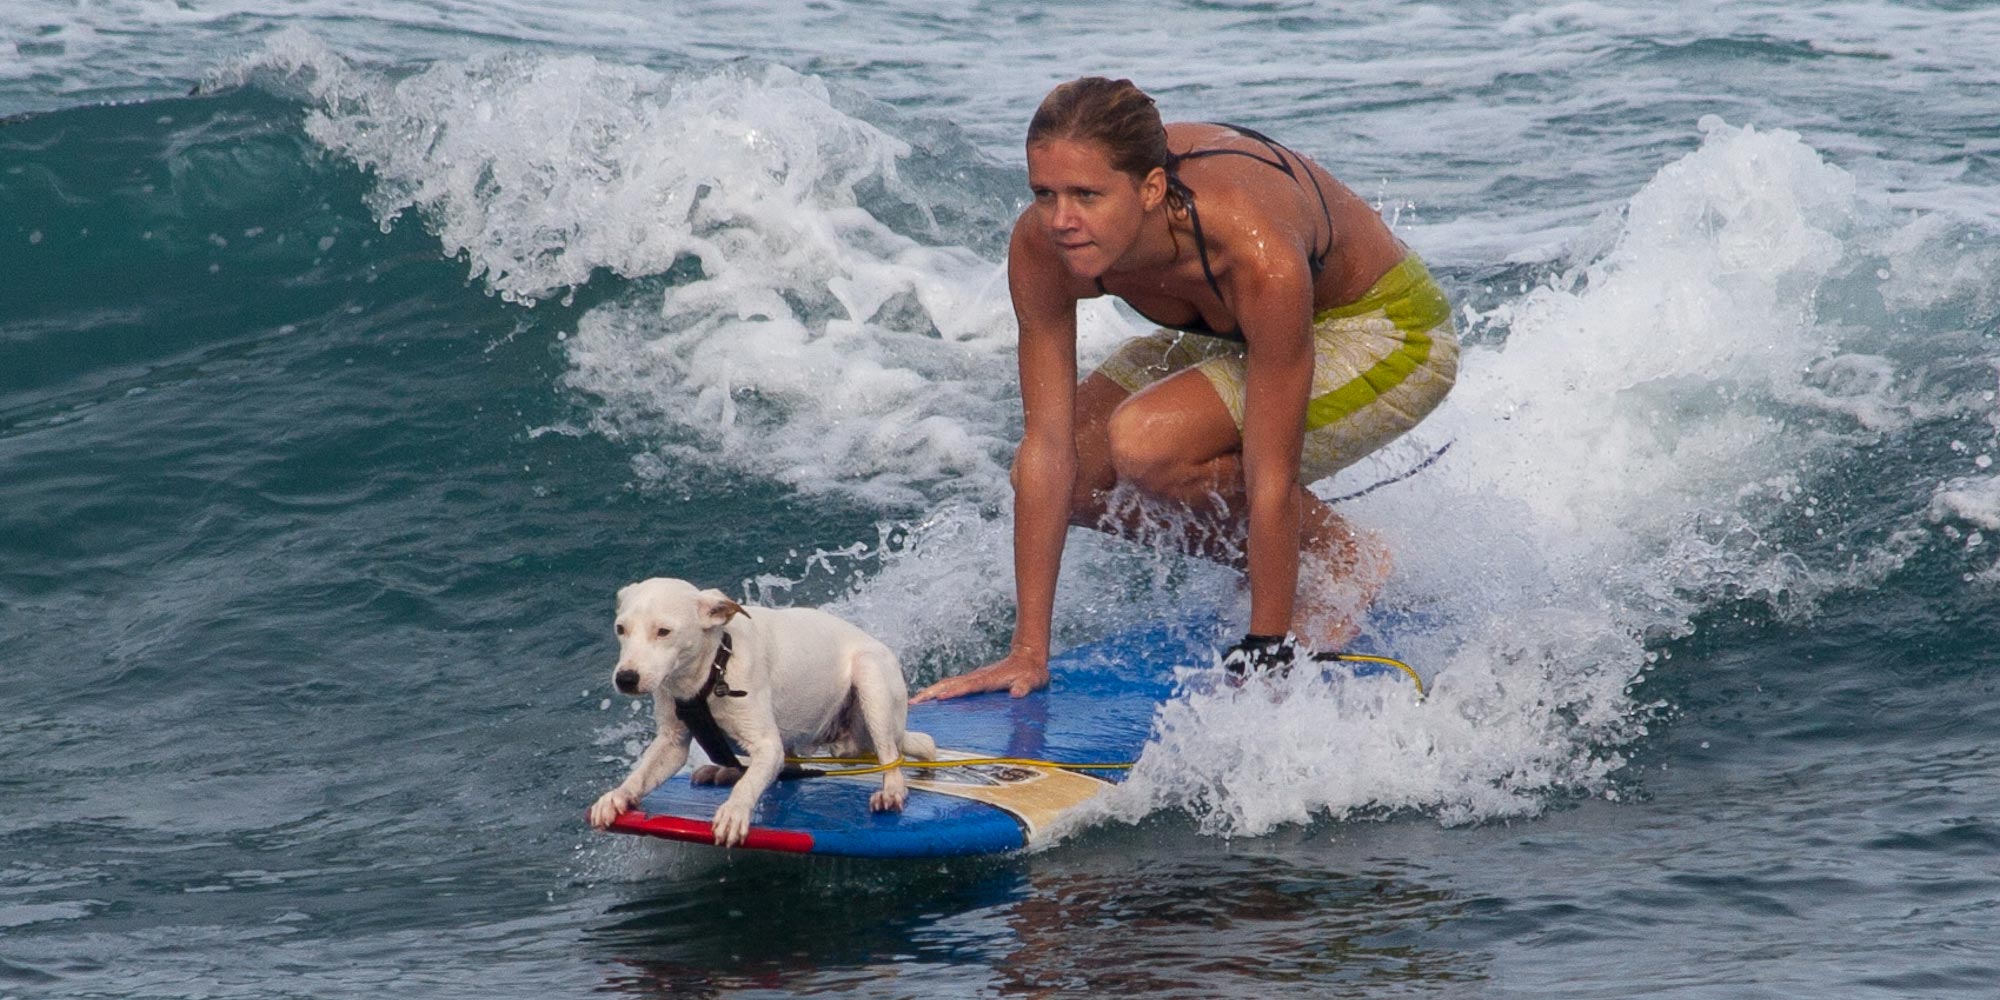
left=695, top=589, right=748, bottom=628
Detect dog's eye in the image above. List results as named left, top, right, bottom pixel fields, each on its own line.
left=614, top=623, right=626, bottom=636
left=655, top=627, right=671, bottom=638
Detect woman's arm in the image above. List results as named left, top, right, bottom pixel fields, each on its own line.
left=911, top=216, right=1079, bottom=702
left=1228, top=252, right=1317, bottom=637
left=1007, top=242, right=1082, bottom=667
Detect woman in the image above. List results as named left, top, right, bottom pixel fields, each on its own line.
left=912, top=77, right=1457, bottom=702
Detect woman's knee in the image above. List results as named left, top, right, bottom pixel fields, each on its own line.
left=1104, top=402, right=1187, bottom=493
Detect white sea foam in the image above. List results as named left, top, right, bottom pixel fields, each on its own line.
left=228, top=37, right=1092, bottom=505
left=1875, top=213, right=2000, bottom=318
left=251, top=36, right=2000, bottom=836
left=1931, top=476, right=2000, bottom=533
left=1097, top=116, right=1979, bottom=835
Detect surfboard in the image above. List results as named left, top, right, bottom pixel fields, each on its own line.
left=604, top=615, right=1429, bottom=858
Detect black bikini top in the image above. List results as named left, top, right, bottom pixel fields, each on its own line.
left=1094, top=123, right=1336, bottom=342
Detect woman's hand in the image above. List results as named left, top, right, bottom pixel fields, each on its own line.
left=909, top=646, right=1051, bottom=703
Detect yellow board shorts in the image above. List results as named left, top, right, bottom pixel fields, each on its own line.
left=1092, top=253, right=1459, bottom=484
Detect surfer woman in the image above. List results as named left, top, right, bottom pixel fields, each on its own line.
left=912, top=77, right=1457, bottom=702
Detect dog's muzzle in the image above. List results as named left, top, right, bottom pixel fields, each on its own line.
left=614, top=669, right=640, bottom=694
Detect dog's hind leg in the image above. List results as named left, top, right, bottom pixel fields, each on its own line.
left=851, top=649, right=913, bottom=812
left=690, top=764, right=744, bottom=786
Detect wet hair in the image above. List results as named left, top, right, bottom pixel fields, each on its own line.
left=1026, top=77, right=1173, bottom=180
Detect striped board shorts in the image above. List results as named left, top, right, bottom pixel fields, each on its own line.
left=1092, top=253, right=1459, bottom=484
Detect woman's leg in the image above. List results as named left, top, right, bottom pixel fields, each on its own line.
left=1064, top=372, right=1130, bottom=526
left=1076, top=367, right=1386, bottom=645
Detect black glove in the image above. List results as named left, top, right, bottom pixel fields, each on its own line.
left=1220, top=633, right=1304, bottom=676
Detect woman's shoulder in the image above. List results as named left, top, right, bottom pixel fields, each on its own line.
left=1162, top=127, right=1299, bottom=225
left=1162, top=122, right=1310, bottom=195
left=1164, top=120, right=1247, bottom=152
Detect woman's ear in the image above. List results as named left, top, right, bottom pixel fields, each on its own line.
left=1140, top=166, right=1168, bottom=211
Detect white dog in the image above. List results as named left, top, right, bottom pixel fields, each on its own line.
left=586, top=577, right=936, bottom=847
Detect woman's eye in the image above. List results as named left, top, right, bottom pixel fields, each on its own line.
left=656, top=627, right=671, bottom=638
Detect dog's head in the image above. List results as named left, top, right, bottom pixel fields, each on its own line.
left=611, top=577, right=746, bottom=697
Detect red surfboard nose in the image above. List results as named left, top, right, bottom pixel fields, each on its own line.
left=608, top=810, right=818, bottom=853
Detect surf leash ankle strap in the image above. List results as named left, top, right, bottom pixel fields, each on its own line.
left=1222, top=633, right=1296, bottom=675
left=1221, top=632, right=1427, bottom=696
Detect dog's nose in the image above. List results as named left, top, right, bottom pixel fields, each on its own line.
left=614, top=669, right=640, bottom=694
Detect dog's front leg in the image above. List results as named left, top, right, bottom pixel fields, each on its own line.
left=708, top=724, right=783, bottom=848
left=588, top=707, right=691, bottom=830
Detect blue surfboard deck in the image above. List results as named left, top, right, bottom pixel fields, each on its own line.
left=606, top=613, right=1433, bottom=858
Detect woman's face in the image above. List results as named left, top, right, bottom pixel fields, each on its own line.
left=1026, top=137, right=1157, bottom=278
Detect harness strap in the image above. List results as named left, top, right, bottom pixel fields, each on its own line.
left=699, top=632, right=747, bottom=700
left=672, top=693, right=743, bottom=770
left=669, top=632, right=824, bottom=780
left=673, top=632, right=746, bottom=769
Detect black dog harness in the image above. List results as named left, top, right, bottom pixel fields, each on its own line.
left=669, top=632, right=822, bottom=780
left=671, top=632, right=748, bottom=769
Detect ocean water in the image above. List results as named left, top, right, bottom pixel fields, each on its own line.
left=5, top=2, right=2000, bottom=996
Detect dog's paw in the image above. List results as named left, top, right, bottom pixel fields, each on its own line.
left=691, top=764, right=744, bottom=786
left=710, top=801, right=752, bottom=847
left=869, top=786, right=908, bottom=813
left=588, top=788, right=636, bottom=829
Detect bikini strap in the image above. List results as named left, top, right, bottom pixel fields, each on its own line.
left=1173, top=123, right=1295, bottom=177
left=1164, top=172, right=1229, bottom=310
left=1175, top=123, right=1336, bottom=273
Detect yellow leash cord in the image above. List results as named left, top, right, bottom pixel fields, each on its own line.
left=1322, top=653, right=1428, bottom=698
left=781, top=755, right=1135, bottom=777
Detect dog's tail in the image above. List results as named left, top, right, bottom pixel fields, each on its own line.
left=900, top=731, right=937, bottom=761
